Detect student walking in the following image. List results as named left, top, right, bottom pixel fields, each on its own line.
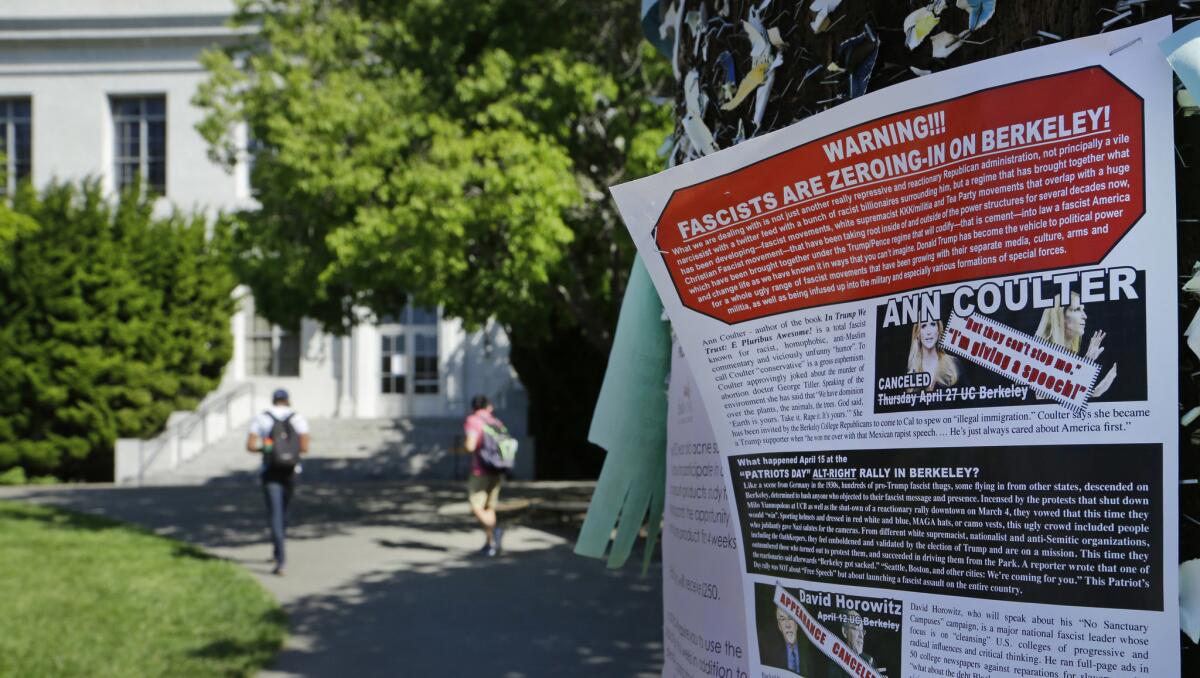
left=246, top=388, right=310, bottom=575
left=462, top=394, right=509, bottom=556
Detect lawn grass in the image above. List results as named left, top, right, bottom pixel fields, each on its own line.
left=0, top=500, right=286, bottom=677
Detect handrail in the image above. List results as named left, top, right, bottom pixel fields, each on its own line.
left=134, top=382, right=256, bottom=485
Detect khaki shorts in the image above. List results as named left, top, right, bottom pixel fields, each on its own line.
left=467, top=473, right=502, bottom=511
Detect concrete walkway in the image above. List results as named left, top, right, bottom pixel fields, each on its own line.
left=0, top=480, right=663, bottom=677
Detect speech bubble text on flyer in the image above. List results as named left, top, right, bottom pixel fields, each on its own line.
left=654, top=67, right=1144, bottom=324
left=941, top=313, right=1100, bottom=411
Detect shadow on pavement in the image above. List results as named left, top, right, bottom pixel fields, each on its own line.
left=6, top=483, right=487, bottom=550
left=270, top=540, right=663, bottom=677
left=373, top=538, right=449, bottom=551
left=2, top=480, right=663, bottom=677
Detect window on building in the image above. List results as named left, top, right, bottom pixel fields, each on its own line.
left=247, top=313, right=300, bottom=377
left=378, top=301, right=439, bottom=395
left=414, top=334, right=439, bottom=394
left=0, top=97, right=31, bottom=195
left=407, top=305, right=438, bottom=326
left=379, top=302, right=439, bottom=326
left=380, top=334, right=406, bottom=394
left=111, top=95, right=166, bottom=195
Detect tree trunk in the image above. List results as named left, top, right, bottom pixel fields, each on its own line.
left=508, top=323, right=610, bottom=479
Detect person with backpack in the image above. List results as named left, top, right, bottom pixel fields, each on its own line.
left=245, top=388, right=310, bottom=575
left=462, top=394, right=517, bottom=557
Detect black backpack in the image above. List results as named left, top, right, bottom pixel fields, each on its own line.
left=265, top=412, right=302, bottom=471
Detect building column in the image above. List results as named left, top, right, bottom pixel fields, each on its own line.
left=229, top=289, right=248, bottom=382
left=337, top=333, right=355, bottom=417
left=355, top=323, right=380, bottom=417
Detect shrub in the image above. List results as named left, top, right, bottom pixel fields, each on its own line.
left=0, top=182, right=235, bottom=481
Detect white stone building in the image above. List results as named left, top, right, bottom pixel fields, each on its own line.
left=0, top=0, right=529, bottom=478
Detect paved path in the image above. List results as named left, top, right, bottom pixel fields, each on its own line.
left=1, top=480, right=663, bottom=677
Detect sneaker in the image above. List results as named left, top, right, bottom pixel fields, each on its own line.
left=493, top=527, right=505, bottom=553
left=272, top=564, right=286, bottom=576
left=478, top=544, right=497, bottom=557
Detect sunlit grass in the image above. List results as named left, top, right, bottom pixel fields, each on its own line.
left=0, top=500, right=285, bottom=677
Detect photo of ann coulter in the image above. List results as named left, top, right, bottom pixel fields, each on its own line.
left=1034, top=292, right=1117, bottom=399
left=754, top=584, right=901, bottom=678
left=874, top=269, right=1145, bottom=413
left=906, top=320, right=962, bottom=392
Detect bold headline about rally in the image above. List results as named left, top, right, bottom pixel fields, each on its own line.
left=675, top=106, right=1112, bottom=241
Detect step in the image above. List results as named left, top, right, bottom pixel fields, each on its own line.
left=138, top=417, right=531, bottom=485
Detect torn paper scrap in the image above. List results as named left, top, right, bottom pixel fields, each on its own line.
left=767, top=26, right=786, bottom=49
left=1184, top=266, right=1200, bottom=295
left=904, top=5, right=941, bottom=50
left=1186, top=308, right=1200, bottom=361
left=721, top=20, right=774, bottom=112
left=683, top=70, right=719, bottom=154
left=835, top=23, right=880, bottom=98
left=931, top=30, right=968, bottom=58
left=743, top=18, right=772, bottom=65
left=722, top=61, right=768, bottom=110
left=957, top=0, right=996, bottom=31
left=753, top=52, right=784, bottom=128
left=685, top=7, right=706, bottom=56
left=1162, top=19, right=1200, bottom=103
left=1179, top=88, right=1200, bottom=116
left=717, top=50, right=737, bottom=100
left=1183, top=559, right=1200, bottom=644
left=809, top=0, right=843, bottom=33
left=575, top=257, right=670, bottom=568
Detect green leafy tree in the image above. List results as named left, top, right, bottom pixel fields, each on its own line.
left=0, top=182, right=235, bottom=481
left=195, top=0, right=672, bottom=476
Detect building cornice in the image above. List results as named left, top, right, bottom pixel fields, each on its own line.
left=0, top=14, right=257, bottom=44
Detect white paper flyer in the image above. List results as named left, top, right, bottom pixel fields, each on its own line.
left=618, top=19, right=1180, bottom=678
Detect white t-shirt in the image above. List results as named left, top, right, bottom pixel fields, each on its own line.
left=248, top=405, right=310, bottom=438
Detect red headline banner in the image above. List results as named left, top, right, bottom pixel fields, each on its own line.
left=655, top=67, right=1144, bottom=324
